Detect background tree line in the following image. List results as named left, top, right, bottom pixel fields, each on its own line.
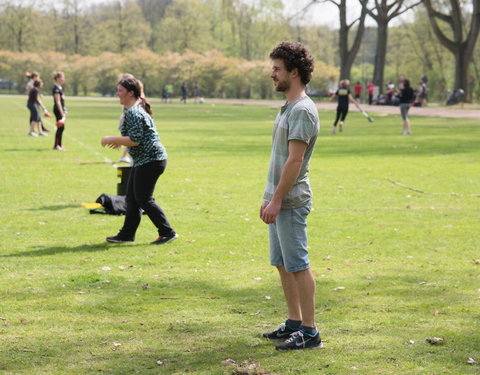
left=0, top=0, right=478, bottom=102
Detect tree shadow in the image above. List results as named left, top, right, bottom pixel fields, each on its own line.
left=25, top=204, right=80, bottom=211
left=4, top=148, right=50, bottom=152
left=0, top=242, right=142, bottom=258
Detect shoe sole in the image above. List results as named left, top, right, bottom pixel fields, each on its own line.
left=276, top=342, right=324, bottom=351
left=151, top=234, right=179, bottom=245
left=106, top=238, right=134, bottom=244
left=263, top=335, right=290, bottom=341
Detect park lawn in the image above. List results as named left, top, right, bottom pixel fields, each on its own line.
left=0, top=95, right=479, bottom=375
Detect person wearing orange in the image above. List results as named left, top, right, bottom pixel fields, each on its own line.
left=366, top=81, right=376, bottom=105
left=353, top=81, right=362, bottom=102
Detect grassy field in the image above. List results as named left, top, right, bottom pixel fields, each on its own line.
left=0, top=95, right=479, bottom=375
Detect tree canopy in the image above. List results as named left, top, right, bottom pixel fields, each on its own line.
left=0, top=0, right=478, bottom=101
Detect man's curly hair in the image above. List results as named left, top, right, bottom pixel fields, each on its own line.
left=269, top=41, right=314, bottom=86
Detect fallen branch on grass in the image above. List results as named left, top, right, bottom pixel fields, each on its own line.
left=385, top=178, right=480, bottom=197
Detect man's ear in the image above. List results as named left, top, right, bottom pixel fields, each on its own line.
left=290, top=68, right=300, bottom=78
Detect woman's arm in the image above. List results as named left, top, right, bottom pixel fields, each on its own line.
left=101, top=136, right=139, bottom=149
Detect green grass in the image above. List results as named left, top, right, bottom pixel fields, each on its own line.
left=1, top=95, right=479, bottom=375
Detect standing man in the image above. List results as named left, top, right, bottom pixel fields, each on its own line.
left=367, top=81, right=376, bottom=105
left=354, top=81, right=362, bottom=102
left=260, top=41, right=321, bottom=351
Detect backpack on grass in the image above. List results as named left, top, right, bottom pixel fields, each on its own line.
left=90, top=194, right=127, bottom=215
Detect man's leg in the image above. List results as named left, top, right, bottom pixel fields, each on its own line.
left=277, top=266, right=316, bottom=327
left=292, top=268, right=316, bottom=327
left=277, top=265, right=302, bottom=321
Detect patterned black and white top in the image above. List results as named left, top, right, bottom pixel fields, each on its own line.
left=120, top=104, right=167, bottom=167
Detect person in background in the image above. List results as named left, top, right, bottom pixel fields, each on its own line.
left=398, top=79, right=415, bottom=135
left=25, top=71, right=50, bottom=133
left=166, top=83, right=173, bottom=103
left=386, top=80, right=395, bottom=104
left=52, top=71, right=67, bottom=151
left=260, top=41, right=322, bottom=351
left=181, top=82, right=188, bottom=104
left=101, top=77, right=178, bottom=245
left=27, top=79, right=49, bottom=136
left=417, top=81, right=428, bottom=107
left=354, top=81, right=362, bottom=102
left=331, top=79, right=360, bottom=134
left=367, top=81, right=376, bottom=105
left=193, top=82, right=200, bottom=103
left=467, top=75, right=475, bottom=102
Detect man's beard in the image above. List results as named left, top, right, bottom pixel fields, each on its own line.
left=274, top=79, right=290, bottom=92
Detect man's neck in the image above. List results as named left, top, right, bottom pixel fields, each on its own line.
left=284, top=85, right=306, bottom=104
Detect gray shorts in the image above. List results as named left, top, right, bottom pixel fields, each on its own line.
left=400, top=103, right=411, bottom=120
left=269, top=201, right=312, bottom=273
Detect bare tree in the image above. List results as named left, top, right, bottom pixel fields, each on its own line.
left=424, top=0, right=480, bottom=100
left=367, top=0, right=421, bottom=92
left=332, top=0, right=368, bottom=80
left=290, top=0, right=368, bottom=80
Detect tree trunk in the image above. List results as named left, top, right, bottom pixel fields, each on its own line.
left=336, top=0, right=367, bottom=80
left=373, top=20, right=388, bottom=92
left=424, top=0, right=480, bottom=100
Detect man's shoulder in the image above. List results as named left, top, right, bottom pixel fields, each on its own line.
left=290, top=96, right=317, bottom=113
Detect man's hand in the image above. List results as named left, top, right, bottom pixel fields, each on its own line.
left=260, top=200, right=281, bottom=224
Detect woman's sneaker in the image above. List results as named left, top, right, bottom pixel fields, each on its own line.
left=263, top=322, right=300, bottom=341
left=275, top=330, right=323, bottom=351
left=106, top=235, right=134, bottom=244
left=151, top=233, right=178, bottom=245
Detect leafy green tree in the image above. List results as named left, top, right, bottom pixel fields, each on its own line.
left=153, top=0, right=215, bottom=53
left=136, top=0, right=172, bottom=49
left=89, top=0, right=151, bottom=54
left=0, top=1, right=37, bottom=52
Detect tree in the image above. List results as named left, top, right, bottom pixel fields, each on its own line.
left=136, top=0, right=172, bottom=49
left=154, top=0, right=214, bottom=53
left=90, top=0, right=151, bottom=54
left=424, top=0, right=480, bottom=101
left=331, top=0, right=368, bottom=80
left=59, top=0, right=87, bottom=55
left=0, top=1, right=36, bottom=52
left=366, top=0, right=421, bottom=92
left=288, top=0, right=367, bottom=81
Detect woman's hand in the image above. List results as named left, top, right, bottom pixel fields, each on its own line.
left=101, top=136, right=121, bottom=149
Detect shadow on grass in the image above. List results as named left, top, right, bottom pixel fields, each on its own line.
left=0, top=276, right=290, bottom=374
left=25, top=204, right=80, bottom=211
left=0, top=242, right=143, bottom=257
left=4, top=148, right=50, bottom=152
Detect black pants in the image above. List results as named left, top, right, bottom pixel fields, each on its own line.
left=334, top=106, right=348, bottom=126
left=118, top=159, right=175, bottom=239
left=54, top=108, right=64, bottom=147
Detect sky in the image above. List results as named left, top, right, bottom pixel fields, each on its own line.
left=80, top=0, right=413, bottom=29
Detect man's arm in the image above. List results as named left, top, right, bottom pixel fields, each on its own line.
left=260, top=139, right=308, bottom=224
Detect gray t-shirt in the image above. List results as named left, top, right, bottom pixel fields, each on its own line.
left=263, top=96, right=319, bottom=209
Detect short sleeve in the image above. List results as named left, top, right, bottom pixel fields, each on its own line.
left=123, top=111, right=145, bottom=143
left=287, top=107, right=317, bottom=145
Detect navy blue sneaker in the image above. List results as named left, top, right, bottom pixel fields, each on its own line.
left=275, top=330, right=323, bottom=351
left=106, top=235, right=134, bottom=244
left=151, top=233, right=178, bottom=245
left=263, top=321, right=300, bottom=341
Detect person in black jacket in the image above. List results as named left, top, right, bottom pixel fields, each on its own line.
left=398, top=79, right=415, bottom=135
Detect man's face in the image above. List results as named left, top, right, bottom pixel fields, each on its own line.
left=270, top=59, right=291, bottom=92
